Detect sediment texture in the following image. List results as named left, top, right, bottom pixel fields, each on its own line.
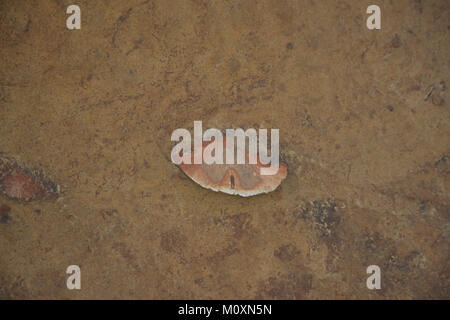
left=0, top=0, right=448, bottom=299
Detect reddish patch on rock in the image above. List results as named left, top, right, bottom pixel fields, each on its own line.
left=0, top=204, right=11, bottom=214
left=391, top=34, right=402, bottom=48
left=0, top=157, right=58, bottom=201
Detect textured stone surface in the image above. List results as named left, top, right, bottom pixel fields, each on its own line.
left=0, top=0, right=448, bottom=299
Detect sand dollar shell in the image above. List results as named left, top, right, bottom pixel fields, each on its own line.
left=176, top=139, right=287, bottom=197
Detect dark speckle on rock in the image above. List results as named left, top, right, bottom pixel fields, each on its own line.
left=24, top=19, right=31, bottom=32
left=301, top=200, right=342, bottom=237
left=101, top=209, right=118, bottom=219
left=274, top=244, right=298, bottom=262
left=1, top=212, right=11, bottom=224
left=257, top=273, right=313, bottom=299
left=160, top=229, right=187, bottom=253
left=286, top=42, right=294, bottom=50
left=413, top=0, right=423, bottom=13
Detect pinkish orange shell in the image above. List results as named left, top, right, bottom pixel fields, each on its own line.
left=0, top=157, right=59, bottom=201
left=177, top=139, right=287, bottom=197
